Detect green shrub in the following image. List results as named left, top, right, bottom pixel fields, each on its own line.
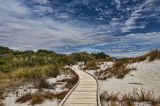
left=0, top=60, right=5, bottom=65
left=92, top=52, right=109, bottom=59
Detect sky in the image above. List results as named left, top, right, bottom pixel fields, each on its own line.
left=0, top=0, right=160, bottom=57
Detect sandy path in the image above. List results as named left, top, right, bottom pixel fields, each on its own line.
left=62, top=65, right=98, bottom=106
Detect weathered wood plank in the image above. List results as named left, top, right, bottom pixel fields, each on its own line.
left=62, top=65, right=97, bottom=106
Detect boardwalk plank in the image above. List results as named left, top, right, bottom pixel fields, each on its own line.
left=62, top=65, right=97, bottom=106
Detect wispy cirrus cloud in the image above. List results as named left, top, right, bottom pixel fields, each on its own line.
left=0, top=0, right=99, bottom=51
left=121, top=0, right=160, bottom=32
left=0, top=0, right=160, bottom=57
left=77, top=32, right=160, bottom=57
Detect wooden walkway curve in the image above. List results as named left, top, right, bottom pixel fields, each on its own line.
left=61, top=65, right=98, bottom=106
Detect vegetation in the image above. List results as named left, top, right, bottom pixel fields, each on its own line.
left=56, top=67, right=79, bottom=89
left=91, top=52, right=109, bottom=59
left=95, top=58, right=136, bottom=79
left=100, top=88, right=160, bottom=106
left=0, top=46, right=110, bottom=73
left=15, top=91, right=55, bottom=106
left=14, top=67, right=78, bottom=105
left=1, top=46, right=160, bottom=104
left=94, top=49, right=160, bottom=80
left=64, top=70, right=79, bottom=89
left=83, top=61, right=100, bottom=70
left=0, top=46, right=96, bottom=100
left=0, top=100, right=5, bottom=106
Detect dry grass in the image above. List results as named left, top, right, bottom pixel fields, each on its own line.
left=54, top=91, right=68, bottom=99
left=30, top=93, right=44, bottom=106
left=95, top=49, right=160, bottom=80
left=100, top=91, right=119, bottom=102
left=33, top=77, right=50, bottom=89
left=83, top=61, right=100, bottom=70
left=100, top=88, right=160, bottom=106
left=64, top=75, right=78, bottom=89
left=10, top=65, right=59, bottom=79
left=65, top=70, right=79, bottom=89
left=95, top=59, right=136, bottom=80
left=15, top=67, right=78, bottom=105
left=0, top=100, right=5, bottom=106
left=135, top=49, right=160, bottom=62
left=58, top=67, right=79, bottom=89
left=147, top=49, right=160, bottom=62
left=15, top=92, right=32, bottom=103
left=15, top=91, right=55, bottom=106
left=0, top=79, right=23, bottom=99
left=0, top=64, right=60, bottom=99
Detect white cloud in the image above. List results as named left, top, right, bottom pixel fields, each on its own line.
left=0, top=0, right=160, bottom=57
left=114, top=0, right=121, bottom=9
left=121, top=0, right=159, bottom=32
left=58, top=13, right=69, bottom=19
left=0, top=0, right=31, bottom=17
left=0, top=0, right=102, bottom=51
left=34, top=5, right=53, bottom=15
left=32, top=0, right=49, bottom=4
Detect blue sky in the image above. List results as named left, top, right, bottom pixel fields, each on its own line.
left=0, top=0, right=160, bottom=57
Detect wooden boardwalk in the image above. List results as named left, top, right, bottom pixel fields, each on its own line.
left=62, top=65, right=98, bottom=106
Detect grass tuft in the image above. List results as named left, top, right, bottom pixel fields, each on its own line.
left=95, top=59, right=136, bottom=80
left=54, top=91, right=68, bottom=99
left=30, top=93, right=44, bottom=106
left=15, top=92, right=32, bottom=103
left=34, top=77, right=50, bottom=89
left=15, top=91, right=55, bottom=106
left=0, top=100, right=5, bottom=106
left=100, top=88, right=160, bottom=106
left=83, top=61, right=100, bottom=70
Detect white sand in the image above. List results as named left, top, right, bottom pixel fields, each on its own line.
left=3, top=60, right=160, bottom=105
left=86, top=62, right=113, bottom=75
left=3, top=74, right=70, bottom=106
left=99, top=60, right=160, bottom=95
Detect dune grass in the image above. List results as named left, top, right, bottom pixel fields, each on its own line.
left=0, top=64, right=61, bottom=99
left=95, top=49, right=160, bottom=80
left=1, top=46, right=160, bottom=104
left=57, top=67, right=79, bottom=89
left=64, top=73, right=78, bottom=89
left=134, top=49, right=160, bottom=62
left=95, top=59, right=136, bottom=80
left=15, top=90, right=69, bottom=106
left=0, top=100, right=5, bottom=106
left=54, top=91, right=68, bottom=99
left=100, top=88, right=160, bottom=106
left=0, top=78, right=23, bottom=99
left=83, top=61, right=100, bottom=70
left=15, top=91, right=55, bottom=106
left=15, top=67, right=78, bottom=105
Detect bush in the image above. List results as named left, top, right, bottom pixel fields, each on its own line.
left=0, top=46, right=13, bottom=54
left=92, top=52, right=109, bottom=59
left=147, top=49, right=159, bottom=62
left=16, top=91, right=55, bottom=105
left=83, top=61, right=100, bottom=70
left=0, top=60, right=5, bottom=65
left=46, top=65, right=59, bottom=77
left=100, top=88, right=160, bottom=106
left=135, top=49, right=160, bottom=62
left=15, top=92, right=32, bottom=103
left=0, top=100, right=5, bottom=106
left=34, top=77, right=50, bottom=89
left=95, top=59, right=136, bottom=80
